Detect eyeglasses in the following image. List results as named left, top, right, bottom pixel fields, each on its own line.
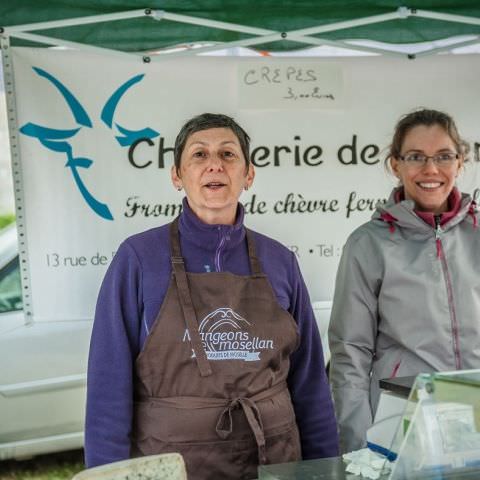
left=398, top=152, right=460, bottom=169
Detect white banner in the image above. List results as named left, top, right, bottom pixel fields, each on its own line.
left=11, top=48, right=480, bottom=321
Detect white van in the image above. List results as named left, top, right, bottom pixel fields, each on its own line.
left=0, top=223, right=92, bottom=460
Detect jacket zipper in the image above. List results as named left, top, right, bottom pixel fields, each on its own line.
left=435, top=216, right=462, bottom=369
left=214, top=227, right=226, bottom=272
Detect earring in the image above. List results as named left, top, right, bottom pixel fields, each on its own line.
left=177, top=186, right=183, bottom=191
left=244, top=185, right=249, bottom=191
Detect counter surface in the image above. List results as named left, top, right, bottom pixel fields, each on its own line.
left=258, top=456, right=480, bottom=479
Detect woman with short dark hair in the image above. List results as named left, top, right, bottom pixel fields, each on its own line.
left=86, top=113, right=338, bottom=479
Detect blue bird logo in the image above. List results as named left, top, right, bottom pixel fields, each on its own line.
left=20, top=68, right=159, bottom=220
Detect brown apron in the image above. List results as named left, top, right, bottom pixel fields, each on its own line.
left=131, top=218, right=302, bottom=480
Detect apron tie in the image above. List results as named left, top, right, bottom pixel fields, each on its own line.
left=216, top=397, right=267, bottom=465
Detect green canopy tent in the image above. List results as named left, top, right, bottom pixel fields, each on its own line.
left=1, top=1, right=480, bottom=60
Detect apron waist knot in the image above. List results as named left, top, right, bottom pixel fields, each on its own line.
left=216, top=396, right=267, bottom=464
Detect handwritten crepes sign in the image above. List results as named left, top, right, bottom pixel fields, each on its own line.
left=237, top=62, right=344, bottom=109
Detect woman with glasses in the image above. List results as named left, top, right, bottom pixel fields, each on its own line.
left=328, top=108, right=479, bottom=453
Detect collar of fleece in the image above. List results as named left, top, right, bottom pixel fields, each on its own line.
left=177, top=197, right=246, bottom=252
left=394, top=187, right=462, bottom=227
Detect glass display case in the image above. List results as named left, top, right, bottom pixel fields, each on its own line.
left=259, top=370, right=480, bottom=480
left=386, top=369, right=480, bottom=479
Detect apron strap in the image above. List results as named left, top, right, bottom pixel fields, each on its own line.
left=245, top=228, right=263, bottom=276
left=170, top=218, right=213, bottom=377
left=216, top=398, right=266, bottom=465
left=215, top=382, right=287, bottom=465
left=169, top=216, right=263, bottom=376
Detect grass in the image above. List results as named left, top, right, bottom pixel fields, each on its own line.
left=0, top=214, right=15, bottom=230
left=0, top=450, right=84, bottom=480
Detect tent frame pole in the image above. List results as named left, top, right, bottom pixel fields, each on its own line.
left=4, top=8, right=405, bottom=58
left=1, top=7, right=480, bottom=58
left=10, top=31, right=141, bottom=60
left=158, top=36, right=407, bottom=59
left=152, top=10, right=411, bottom=59
left=414, top=36, right=480, bottom=58
left=154, top=11, right=274, bottom=36
left=3, top=9, right=147, bottom=33
left=155, top=9, right=405, bottom=57
left=415, top=9, right=480, bottom=27
left=0, top=36, right=34, bottom=323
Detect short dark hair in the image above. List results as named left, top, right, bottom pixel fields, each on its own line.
left=385, top=108, right=470, bottom=170
left=174, top=113, right=250, bottom=172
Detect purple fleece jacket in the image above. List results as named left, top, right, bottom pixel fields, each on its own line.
left=85, top=199, right=338, bottom=467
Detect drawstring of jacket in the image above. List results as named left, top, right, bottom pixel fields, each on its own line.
left=468, top=202, right=478, bottom=229
left=434, top=215, right=442, bottom=258
left=380, top=212, right=397, bottom=233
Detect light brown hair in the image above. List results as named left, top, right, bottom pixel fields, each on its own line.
left=385, top=108, right=470, bottom=171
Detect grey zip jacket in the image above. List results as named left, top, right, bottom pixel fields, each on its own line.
left=329, top=187, right=480, bottom=453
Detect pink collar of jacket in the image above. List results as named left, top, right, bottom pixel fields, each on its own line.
left=394, top=187, right=462, bottom=227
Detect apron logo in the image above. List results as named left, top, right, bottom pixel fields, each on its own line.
left=19, top=67, right=159, bottom=220
left=182, top=307, right=274, bottom=361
